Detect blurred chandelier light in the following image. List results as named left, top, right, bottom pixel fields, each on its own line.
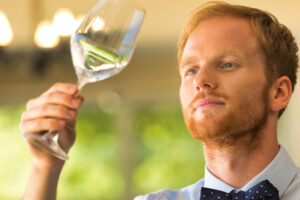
left=52, top=8, right=76, bottom=37
left=34, top=20, right=60, bottom=48
left=92, top=17, right=105, bottom=31
left=0, top=11, right=13, bottom=46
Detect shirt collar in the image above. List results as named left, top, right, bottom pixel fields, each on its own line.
left=204, top=146, right=298, bottom=197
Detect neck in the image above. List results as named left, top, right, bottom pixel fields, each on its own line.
left=203, top=116, right=280, bottom=188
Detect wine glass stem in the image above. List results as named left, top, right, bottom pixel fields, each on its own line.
left=77, top=82, right=84, bottom=92
left=77, top=80, right=87, bottom=93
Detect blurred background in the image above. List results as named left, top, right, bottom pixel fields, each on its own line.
left=0, top=0, right=300, bottom=199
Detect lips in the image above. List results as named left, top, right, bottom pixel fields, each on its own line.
left=193, top=98, right=225, bottom=110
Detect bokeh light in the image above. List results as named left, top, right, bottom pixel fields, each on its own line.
left=0, top=11, right=13, bottom=46
left=92, top=17, right=105, bottom=31
left=52, top=8, right=76, bottom=37
left=34, top=20, right=60, bottom=48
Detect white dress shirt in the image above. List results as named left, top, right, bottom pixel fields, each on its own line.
left=134, top=146, right=300, bottom=200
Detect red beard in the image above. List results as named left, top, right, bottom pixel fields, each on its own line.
left=182, top=85, right=269, bottom=150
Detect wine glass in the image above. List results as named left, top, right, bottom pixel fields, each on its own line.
left=23, top=0, right=145, bottom=160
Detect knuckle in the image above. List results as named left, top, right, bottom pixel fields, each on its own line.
left=53, top=82, right=66, bottom=91
left=53, top=82, right=62, bottom=88
left=21, top=112, right=26, bottom=121
left=20, top=120, right=33, bottom=133
left=48, top=92, right=70, bottom=105
left=43, top=91, right=53, bottom=99
left=43, top=92, right=58, bottom=103
left=19, top=121, right=26, bottom=132
left=26, top=98, right=35, bottom=110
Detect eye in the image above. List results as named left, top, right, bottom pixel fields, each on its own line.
left=187, top=68, right=198, bottom=76
left=223, top=62, right=233, bottom=69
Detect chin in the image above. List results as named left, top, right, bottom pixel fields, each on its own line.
left=186, top=114, right=223, bottom=141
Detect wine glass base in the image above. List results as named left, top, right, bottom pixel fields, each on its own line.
left=23, top=132, right=69, bottom=160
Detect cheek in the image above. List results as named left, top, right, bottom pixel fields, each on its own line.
left=225, top=78, right=267, bottom=109
left=225, top=72, right=264, bottom=93
left=179, top=80, right=194, bottom=107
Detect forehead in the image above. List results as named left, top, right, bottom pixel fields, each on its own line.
left=181, top=16, right=262, bottom=65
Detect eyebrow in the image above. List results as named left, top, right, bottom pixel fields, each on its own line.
left=179, top=56, right=199, bottom=69
left=179, top=50, right=243, bottom=69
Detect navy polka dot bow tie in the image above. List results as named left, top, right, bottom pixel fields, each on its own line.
left=200, top=180, right=279, bottom=200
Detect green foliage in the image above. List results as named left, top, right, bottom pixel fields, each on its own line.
left=0, top=105, right=31, bottom=199
left=58, top=106, right=125, bottom=200
left=132, top=105, right=205, bottom=195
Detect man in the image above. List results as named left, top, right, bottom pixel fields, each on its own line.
left=20, top=1, right=300, bottom=200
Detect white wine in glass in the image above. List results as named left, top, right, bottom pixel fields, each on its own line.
left=23, top=0, right=145, bottom=160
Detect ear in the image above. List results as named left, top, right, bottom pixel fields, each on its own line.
left=270, top=76, right=292, bottom=113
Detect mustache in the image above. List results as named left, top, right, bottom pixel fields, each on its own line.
left=186, top=91, right=228, bottom=112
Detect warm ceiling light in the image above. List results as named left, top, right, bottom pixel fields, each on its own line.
left=52, top=8, right=75, bottom=37
left=0, top=11, right=13, bottom=46
left=34, top=20, right=60, bottom=48
left=74, top=14, right=85, bottom=31
left=92, top=17, right=105, bottom=31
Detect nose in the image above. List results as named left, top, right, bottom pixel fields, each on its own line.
left=193, top=66, right=217, bottom=92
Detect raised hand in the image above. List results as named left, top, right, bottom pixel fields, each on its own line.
left=20, top=83, right=84, bottom=167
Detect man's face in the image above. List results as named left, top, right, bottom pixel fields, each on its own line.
left=179, top=16, right=270, bottom=146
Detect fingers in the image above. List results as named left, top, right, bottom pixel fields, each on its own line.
left=20, top=82, right=84, bottom=134
left=20, top=118, right=66, bottom=134
left=26, top=82, right=83, bottom=111
left=26, top=93, right=83, bottom=110
left=22, top=104, right=77, bottom=121
left=43, top=82, right=79, bottom=96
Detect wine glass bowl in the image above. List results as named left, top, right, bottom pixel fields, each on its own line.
left=23, top=0, right=145, bottom=160
left=71, top=0, right=145, bottom=89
